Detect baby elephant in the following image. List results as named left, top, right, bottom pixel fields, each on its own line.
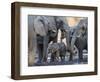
left=48, top=42, right=67, bottom=62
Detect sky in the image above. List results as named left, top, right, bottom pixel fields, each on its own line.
left=66, top=17, right=82, bottom=27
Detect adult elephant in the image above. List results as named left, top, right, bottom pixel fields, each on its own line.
left=28, top=16, right=58, bottom=65
left=28, top=16, right=37, bottom=66
left=69, top=18, right=88, bottom=62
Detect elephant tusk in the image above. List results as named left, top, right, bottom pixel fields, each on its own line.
left=52, top=30, right=56, bottom=33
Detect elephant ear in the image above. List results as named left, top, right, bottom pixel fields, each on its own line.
left=34, top=16, right=46, bottom=36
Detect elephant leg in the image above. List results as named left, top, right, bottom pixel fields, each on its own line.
left=65, top=31, right=73, bottom=61
left=56, top=51, right=60, bottom=62
left=50, top=54, right=55, bottom=62
left=28, top=30, right=36, bottom=66
left=42, top=36, right=48, bottom=62
left=37, top=44, right=43, bottom=63
left=69, top=50, right=73, bottom=61
left=60, top=53, right=64, bottom=62
left=78, top=49, right=83, bottom=62
left=62, top=55, right=65, bottom=62
left=28, top=38, right=34, bottom=66
left=75, top=38, right=84, bottom=63
left=60, top=56, right=63, bottom=62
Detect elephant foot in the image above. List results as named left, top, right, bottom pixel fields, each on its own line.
left=69, top=56, right=73, bottom=61
left=61, top=58, right=65, bottom=63
left=36, top=60, right=42, bottom=64
left=78, top=59, right=84, bottom=64
left=69, top=59, right=73, bottom=62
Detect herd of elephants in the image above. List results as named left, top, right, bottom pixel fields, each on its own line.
left=28, top=15, right=88, bottom=66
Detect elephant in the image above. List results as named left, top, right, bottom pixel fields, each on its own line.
left=69, top=18, right=88, bottom=62
left=28, top=15, right=60, bottom=65
left=28, top=15, right=88, bottom=65
left=28, top=16, right=37, bottom=66
left=47, top=42, right=67, bottom=62
left=55, top=17, right=88, bottom=63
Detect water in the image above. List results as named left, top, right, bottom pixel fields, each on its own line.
left=32, top=51, right=88, bottom=66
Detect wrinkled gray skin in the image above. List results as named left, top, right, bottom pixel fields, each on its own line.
left=28, top=16, right=37, bottom=65
left=28, top=15, right=87, bottom=65
left=69, top=18, right=88, bottom=62
left=55, top=17, right=88, bottom=62
left=48, top=42, right=67, bottom=62
left=28, top=16, right=59, bottom=63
